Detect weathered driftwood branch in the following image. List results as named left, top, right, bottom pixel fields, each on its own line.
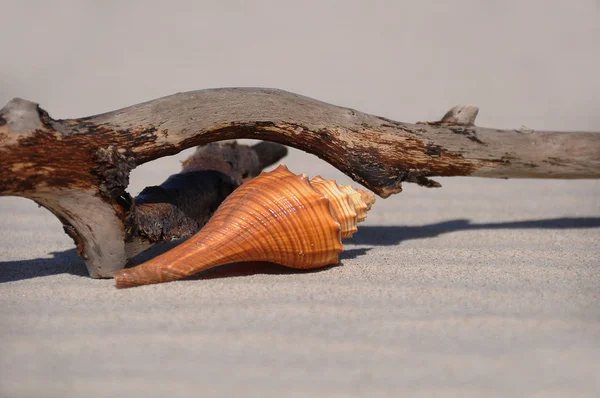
left=1, top=88, right=599, bottom=278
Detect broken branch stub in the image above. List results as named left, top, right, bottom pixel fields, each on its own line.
left=1, top=88, right=599, bottom=278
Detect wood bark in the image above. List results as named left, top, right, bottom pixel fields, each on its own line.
left=1, top=88, right=598, bottom=277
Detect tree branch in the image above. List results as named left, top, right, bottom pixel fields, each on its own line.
left=1, top=88, right=598, bottom=277
left=63, top=88, right=600, bottom=196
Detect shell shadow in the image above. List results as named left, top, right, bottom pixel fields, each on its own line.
left=184, top=248, right=372, bottom=280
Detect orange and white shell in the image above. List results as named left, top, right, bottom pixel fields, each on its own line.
left=116, top=164, right=375, bottom=288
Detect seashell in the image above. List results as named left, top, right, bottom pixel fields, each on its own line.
left=115, top=164, right=375, bottom=288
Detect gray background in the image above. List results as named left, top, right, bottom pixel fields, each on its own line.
left=1, top=1, right=599, bottom=397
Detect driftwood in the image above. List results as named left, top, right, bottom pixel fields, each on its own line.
left=1, top=88, right=599, bottom=278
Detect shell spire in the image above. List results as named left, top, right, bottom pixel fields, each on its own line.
left=309, top=176, right=375, bottom=239
left=116, top=165, right=375, bottom=288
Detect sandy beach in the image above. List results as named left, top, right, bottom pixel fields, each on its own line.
left=1, top=1, right=599, bottom=396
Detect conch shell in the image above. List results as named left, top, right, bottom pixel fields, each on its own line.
left=116, top=165, right=375, bottom=288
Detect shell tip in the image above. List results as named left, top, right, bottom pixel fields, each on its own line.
left=115, top=270, right=140, bottom=289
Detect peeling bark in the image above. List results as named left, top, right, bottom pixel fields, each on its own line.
left=1, top=88, right=599, bottom=277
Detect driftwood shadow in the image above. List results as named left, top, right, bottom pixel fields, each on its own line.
left=348, top=217, right=600, bottom=246
left=0, top=239, right=185, bottom=284
left=0, top=248, right=87, bottom=283
left=1, top=217, right=598, bottom=283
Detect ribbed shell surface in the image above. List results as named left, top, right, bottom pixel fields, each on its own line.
left=310, top=176, right=359, bottom=239
left=199, top=164, right=343, bottom=269
left=115, top=165, right=345, bottom=288
left=341, top=184, right=374, bottom=222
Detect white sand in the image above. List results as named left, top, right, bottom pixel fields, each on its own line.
left=1, top=1, right=599, bottom=396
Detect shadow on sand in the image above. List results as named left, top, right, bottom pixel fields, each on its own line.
left=1, top=217, right=598, bottom=283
